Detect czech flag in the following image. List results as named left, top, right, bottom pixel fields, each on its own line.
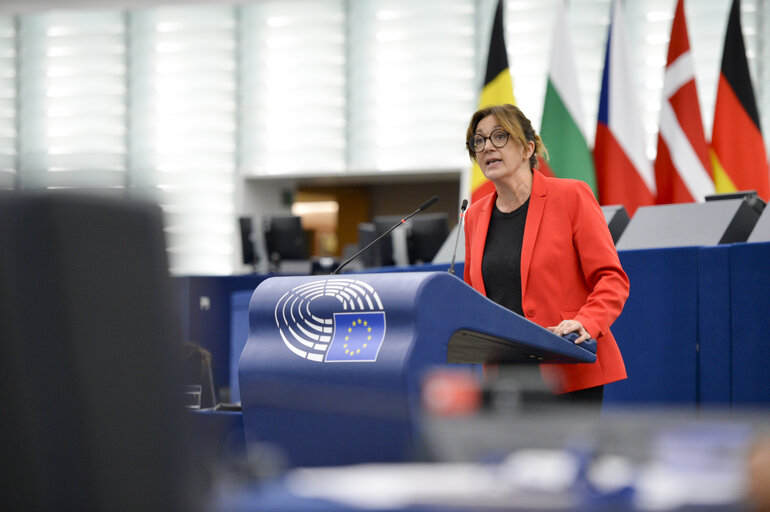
left=594, top=0, right=655, bottom=216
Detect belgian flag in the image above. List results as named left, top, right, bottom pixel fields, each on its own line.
left=470, top=0, right=515, bottom=204
left=710, top=0, right=769, bottom=200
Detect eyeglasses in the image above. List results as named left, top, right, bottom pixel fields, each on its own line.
left=468, top=129, right=509, bottom=152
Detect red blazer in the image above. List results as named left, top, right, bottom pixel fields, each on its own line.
left=464, top=170, right=629, bottom=393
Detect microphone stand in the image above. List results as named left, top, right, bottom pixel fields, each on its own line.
left=332, top=196, right=438, bottom=275
left=448, top=199, right=468, bottom=275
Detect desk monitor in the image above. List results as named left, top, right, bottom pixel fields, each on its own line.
left=238, top=216, right=258, bottom=266
left=373, top=215, right=411, bottom=267
left=408, top=212, right=449, bottom=264
left=373, top=216, right=400, bottom=267
left=356, top=222, right=379, bottom=267
left=601, top=205, right=630, bottom=245
left=356, top=216, right=416, bottom=269
left=264, top=215, right=308, bottom=263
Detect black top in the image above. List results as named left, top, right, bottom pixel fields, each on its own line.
left=481, top=198, right=529, bottom=316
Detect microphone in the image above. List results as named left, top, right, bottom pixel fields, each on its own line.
left=418, top=195, right=439, bottom=211
left=448, top=199, right=468, bottom=275
left=332, top=195, right=439, bottom=275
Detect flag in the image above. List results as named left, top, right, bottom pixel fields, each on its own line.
left=654, top=0, right=714, bottom=204
left=539, top=0, right=596, bottom=195
left=324, top=312, right=386, bottom=362
left=710, top=0, right=769, bottom=200
left=594, top=0, right=655, bottom=216
left=470, top=0, right=514, bottom=204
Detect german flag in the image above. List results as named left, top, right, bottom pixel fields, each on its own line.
left=470, top=0, right=515, bottom=204
left=710, top=0, right=769, bottom=200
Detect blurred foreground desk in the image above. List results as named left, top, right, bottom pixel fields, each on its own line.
left=239, top=271, right=595, bottom=468
left=213, top=408, right=764, bottom=512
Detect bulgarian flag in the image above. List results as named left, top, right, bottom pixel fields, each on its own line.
left=710, top=0, right=769, bottom=200
left=539, top=0, right=596, bottom=195
left=653, top=0, right=714, bottom=203
left=470, top=0, right=515, bottom=204
left=594, top=0, right=655, bottom=216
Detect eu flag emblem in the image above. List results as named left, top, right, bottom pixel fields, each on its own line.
left=324, top=311, right=386, bottom=362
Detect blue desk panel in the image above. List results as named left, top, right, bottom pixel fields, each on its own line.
left=605, top=247, right=700, bottom=406
left=730, top=242, right=770, bottom=405
left=698, top=246, right=732, bottom=406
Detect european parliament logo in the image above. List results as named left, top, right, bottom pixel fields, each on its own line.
left=273, top=278, right=387, bottom=363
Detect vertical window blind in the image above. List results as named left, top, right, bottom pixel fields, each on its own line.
left=239, top=0, right=347, bottom=176
left=3, top=0, right=769, bottom=274
left=128, top=5, right=237, bottom=275
left=18, top=10, right=126, bottom=190
left=0, top=16, right=15, bottom=189
left=346, top=0, right=476, bottom=172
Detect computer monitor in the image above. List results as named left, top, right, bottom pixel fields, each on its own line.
left=372, top=215, right=415, bottom=267
left=372, top=216, right=401, bottom=267
left=356, top=222, right=379, bottom=268
left=601, top=205, right=630, bottom=245
left=407, top=213, right=449, bottom=264
left=263, top=215, right=308, bottom=263
left=238, top=216, right=258, bottom=267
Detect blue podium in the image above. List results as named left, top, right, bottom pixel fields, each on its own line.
left=239, top=271, right=595, bottom=467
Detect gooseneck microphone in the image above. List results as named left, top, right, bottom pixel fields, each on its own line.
left=332, top=195, right=439, bottom=275
left=448, top=199, right=468, bottom=275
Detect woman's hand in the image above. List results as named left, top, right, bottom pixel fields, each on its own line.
left=547, top=319, right=591, bottom=344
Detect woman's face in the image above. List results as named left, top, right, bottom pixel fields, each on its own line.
left=473, top=114, right=533, bottom=182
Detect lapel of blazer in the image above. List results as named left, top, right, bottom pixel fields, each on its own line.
left=472, top=191, right=496, bottom=295
left=521, top=170, right=547, bottom=296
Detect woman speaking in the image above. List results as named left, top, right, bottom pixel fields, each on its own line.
left=463, top=103, right=629, bottom=406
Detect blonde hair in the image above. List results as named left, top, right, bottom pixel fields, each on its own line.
left=465, top=103, right=548, bottom=169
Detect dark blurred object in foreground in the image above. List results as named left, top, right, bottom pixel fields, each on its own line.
left=0, top=192, right=200, bottom=511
